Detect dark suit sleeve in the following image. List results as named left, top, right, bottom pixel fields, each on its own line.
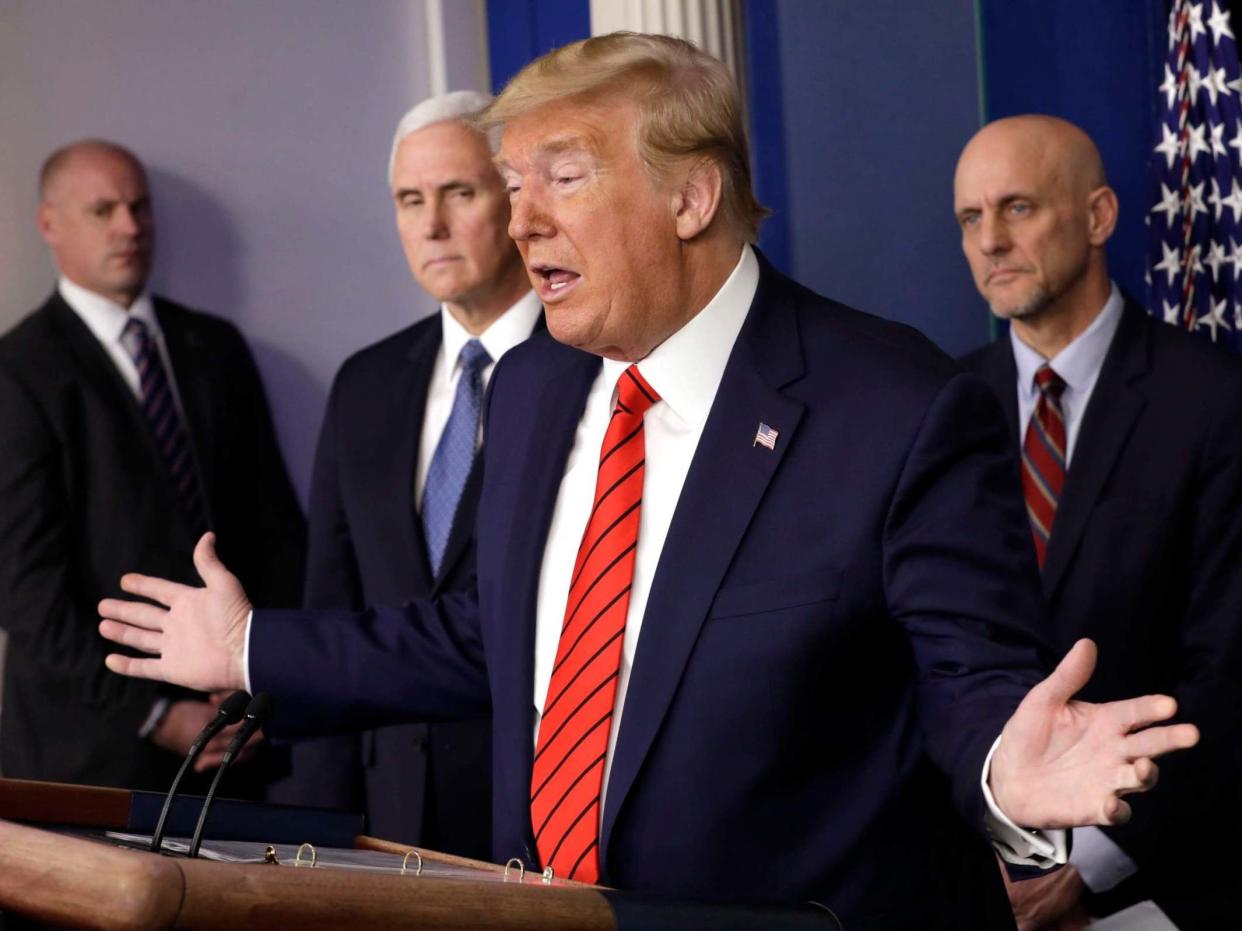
left=268, top=372, right=366, bottom=808
left=249, top=591, right=491, bottom=737
left=0, top=367, right=155, bottom=726
left=882, top=372, right=1051, bottom=833
left=1100, top=381, right=1242, bottom=866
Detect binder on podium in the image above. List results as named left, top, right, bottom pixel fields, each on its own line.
left=0, top=778, right=839, bottom=930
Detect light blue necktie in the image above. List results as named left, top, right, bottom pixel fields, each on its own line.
left=421, top=339, right=491, bottom=574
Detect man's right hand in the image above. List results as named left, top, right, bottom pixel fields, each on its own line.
left=99, top=532, right=250, bottom=693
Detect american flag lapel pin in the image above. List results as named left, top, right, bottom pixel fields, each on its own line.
left=752, top=422, right=779, bottom=450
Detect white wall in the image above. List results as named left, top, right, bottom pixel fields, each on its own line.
left=0, top=0, right=489, bottom=500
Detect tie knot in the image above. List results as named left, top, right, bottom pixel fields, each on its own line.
left=1034, top=365, right=1065, bottom=399
left=615, top=365, right=660, bottom=417
left=120, top=316, right=150, bottom=357
left=458, top=339, right=491, bottom=374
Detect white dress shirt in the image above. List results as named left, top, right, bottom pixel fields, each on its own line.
left=1010, top=283, right=1136, bottom=891
left=414, top=289, right=542, bottom=509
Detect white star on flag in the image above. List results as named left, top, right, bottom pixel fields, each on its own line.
left=1203, top=66, right=1231, bottom=106
left=1187, top=121, right=1211, bottom=160
left=1198, top=296, right=1231, bottom=337
left=1152, top=183, right=1182, bottom=225
left=1205, top=239, right=1231, bottom=281
left=1155, top=241, right=1183, bottom=285
left=1220, top=178, right=1242, bottom=221
left=1155, top=124, right=1181, bottom=169
left=1208, top=1, right=1233, bottom=43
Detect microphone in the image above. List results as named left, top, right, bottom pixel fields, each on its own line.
left=149, top=690, right=251, bottom=853
left=188, top=692, right=273, bottom=858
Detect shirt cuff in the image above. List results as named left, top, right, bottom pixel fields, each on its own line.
left=242, top=609, right=254, bottom=694
left=981, top=735, right=1068, bottom=867
left=1071, top=826, right=1137, bottom=892
left=138, top=697, right=171, bottom=739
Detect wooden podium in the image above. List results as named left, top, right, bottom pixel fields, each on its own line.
left=0, top=779, right=839, bottom=930
left=0, top=778, right=612, bottom=930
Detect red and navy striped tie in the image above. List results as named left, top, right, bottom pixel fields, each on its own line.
left=530, top=365, right=659, bottom=884
left=1021, top=364, right=1066, bottom=569
left=121, top=317, right=207, bottom=538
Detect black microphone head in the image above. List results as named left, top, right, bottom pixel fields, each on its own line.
left=244, top=692, right=274, bottom=727
left=217, top=690, right=251, bottom=725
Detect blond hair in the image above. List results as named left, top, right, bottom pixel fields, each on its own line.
left=479, top=32, right=768, bottom=243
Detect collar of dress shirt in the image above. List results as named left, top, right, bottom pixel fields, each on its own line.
left=598, top=245, right=759, bottom=425
left=58, top=275, right=159, bottom=347
left=1011, top=282, right=1124, bottom=402
left=438, top=289, right=541, bottom=378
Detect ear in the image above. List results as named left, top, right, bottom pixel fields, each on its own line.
left=37, top=201, right=59, bottom=247
left=673, top=158, right=724, bottom=241
left=1085, top=186, right=1118, bottom=247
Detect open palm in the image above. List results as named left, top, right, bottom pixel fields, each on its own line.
left=98, top=533, right=250, bottom=693
left=989, top=639, right=1198, bottom=829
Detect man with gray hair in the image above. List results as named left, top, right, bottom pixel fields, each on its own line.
left=272, top=91, right=538, bottom=856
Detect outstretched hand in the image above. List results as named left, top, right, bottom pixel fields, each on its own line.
left=989, top=639, right=1199, bottom=829
left=99, top=533, right=250, bottom=693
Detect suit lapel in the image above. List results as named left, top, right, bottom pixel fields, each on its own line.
left=435, top=311, right=548, bottom=588
left=394, top=323, right=440, bottom=583
left=600, top=268, right=806, bottom=863
left=1042, top=303, right=1150, bottom=598
left=492, top=345, right=601, bottom=855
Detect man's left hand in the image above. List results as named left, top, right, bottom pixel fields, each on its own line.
left=989, top=639, right=1198, bottom=829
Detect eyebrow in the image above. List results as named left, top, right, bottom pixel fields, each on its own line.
left=493, top=134, right=598, bottom=173
left=393, top=179, right=477, bottom=198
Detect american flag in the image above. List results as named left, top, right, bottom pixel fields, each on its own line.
left=753, top=422, right=779, bottom=450
left=1148, top=0, right=1242, bottom=351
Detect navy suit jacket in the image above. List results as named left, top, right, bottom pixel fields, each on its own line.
left=253, top=261, right=1050, bottom=927
left=268, top=314, right=499, bottom=856
left=962, top=302, right=1242, bottom=925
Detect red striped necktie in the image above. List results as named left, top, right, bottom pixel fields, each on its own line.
left=530, top=365, right=660, bottom=884
left=1021, top=364, right=1066, bottom=568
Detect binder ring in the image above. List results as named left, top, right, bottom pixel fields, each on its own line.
left=541, top=866, right=554, bottom=884
left=401, top=850, right=423, bottom=876
left=503, top=858, right=525, bottom=882
left=295, top=843, right=318, bottom=868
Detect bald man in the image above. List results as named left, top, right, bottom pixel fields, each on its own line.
left=957, top=116, right=1242, bottom=930
left=0, top=140, right=305, bottom=793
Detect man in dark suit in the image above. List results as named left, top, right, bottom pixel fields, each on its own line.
left=271, top=92, right=538, bottom=857
left=0, top=140, right=305, bottom=793
left=956, top=115, right=1242, bottom=930
left=100, top=37, right=1199, bottom=929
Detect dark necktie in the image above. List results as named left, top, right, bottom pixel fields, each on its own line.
left=120, top=317, right=207, bottom=537
left=1021, top=364, right=1067, bottom=568
left=530, top=365, right=660, bottom=884
left=421, top=339, right=491, bottom=575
